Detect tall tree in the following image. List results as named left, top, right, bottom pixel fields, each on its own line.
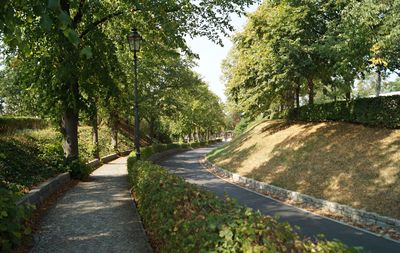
left=0, top=0, right=254, bottom=161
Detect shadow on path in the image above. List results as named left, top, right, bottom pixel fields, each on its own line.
left=30, top=157, right=152, bottom=253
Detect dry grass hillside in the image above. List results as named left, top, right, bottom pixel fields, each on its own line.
left=208, top=120, right=400, bottom=219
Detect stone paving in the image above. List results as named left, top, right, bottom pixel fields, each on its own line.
left=30, top=157, right=152, bottom=253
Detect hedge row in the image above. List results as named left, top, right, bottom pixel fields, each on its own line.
left=127, top=161, right=360, bottom=253
left=0, top=117, right=46, bottom=133
left=128, top=139, right=222, bottom=160
left=287, top=95, right=400, bottom=128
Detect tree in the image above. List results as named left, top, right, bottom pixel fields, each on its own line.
left=337, top=0, right=400, bottom=96
left=223, top=0, right=350, bottom=118
left=0, top=0, right=254, bottom=161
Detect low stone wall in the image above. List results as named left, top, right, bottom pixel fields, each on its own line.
left=204, top=160, right=400, bottom=233
left=17, top=172, right=71, bottom=206
left=17, top=149, right=133, bottom=208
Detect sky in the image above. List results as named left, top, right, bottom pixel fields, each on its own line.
left=186, top=4, right=259, bottom=102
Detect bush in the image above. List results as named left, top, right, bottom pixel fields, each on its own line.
left=68, top=159, right=91, bottom=180
left=127, top=161, right=360, bottom=253
left=128, top=140, right=223, bottom=167
left=233, top=117, right=250, bottom=136
left=287, top=95, right=400, bottom=128
left=0, top=188, right=31, bottom=252
left=0, top=117, right=46, bottom=133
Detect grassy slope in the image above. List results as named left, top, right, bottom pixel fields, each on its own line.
left=208, top=119, right=400, bottom=219
left=0, top=126, right=134, bottom=191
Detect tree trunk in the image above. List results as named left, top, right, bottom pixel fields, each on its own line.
left=307, top=78, right=314, bottom=105
left=110, top=112, right=118, bottom=151
left=111, top=126, right=118, bottom=151
left=92, top=110, right=99, bottom=159
left=345, top=91, right=351, bottom=101
left=295, top=83, right=300, bottom=108
left=376, top=67, right=382, bottom=97
left=61, top=81, right=79, bottom=161
left=148, top=117, right=155, bottom=144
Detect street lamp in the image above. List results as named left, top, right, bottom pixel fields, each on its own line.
left=127, top=28, right=143, bottom=160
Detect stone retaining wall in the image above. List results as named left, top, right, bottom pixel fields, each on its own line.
left=205, top=160, right=400, bottom=233
left=17, top=172, right=71, bottom=206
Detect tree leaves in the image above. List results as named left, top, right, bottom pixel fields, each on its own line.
left=47, top=0, right=60, bottom=11
left=80, top=47, right=93, bottom=59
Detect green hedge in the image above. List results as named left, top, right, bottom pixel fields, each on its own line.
left=127, top=160, right=360, bottom=252
left=0, top=117, right=47, bottom=133
left=128, top=140, right=222, bottom=160
left=287, top=95, right=400, bottom=128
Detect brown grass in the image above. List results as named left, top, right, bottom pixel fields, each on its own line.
left=208, top=120, right=400, bottom=219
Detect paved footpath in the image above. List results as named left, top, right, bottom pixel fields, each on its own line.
left=159, top=145, right=400, bottom=253
left=30, top=157, right=152, bottom=253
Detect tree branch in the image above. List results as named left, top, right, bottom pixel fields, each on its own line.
left=72, top=0, right=85, bottom=28
left=79, top=11, right=124, bottom=38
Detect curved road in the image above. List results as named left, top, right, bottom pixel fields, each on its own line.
left=158, top=145, right=400, bottom=253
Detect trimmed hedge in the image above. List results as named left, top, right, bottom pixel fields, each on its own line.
left=0, top=117, right=46, bottom=133
left=128, top=140, right=222, bottom=160
left=127, top=160, right=360, bottom=252
left=287, top=95, right=400, bottom=128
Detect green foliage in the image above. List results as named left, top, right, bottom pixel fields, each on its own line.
left=0, top=0, right=251, bottom=161
left=68, top=159, right=91, bottom=181
left=77, top=126, right=134, bottom=160
left=0, top=129, right=65, bottom=191
left=0, top=189, right=31, bottom=252
left=223, top=0, right=400, bottom=120
left=127, top=140, right=222, bottom=165
left=127, top=161, right=360, bottom=252
left=0, top=117, right=46, bottom=133
left=287, top=95, right=400, bottom=128
left=233, top=117, right=250, bottom=137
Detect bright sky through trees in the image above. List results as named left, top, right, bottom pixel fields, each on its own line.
left=186, top=4, right=259, bottom=102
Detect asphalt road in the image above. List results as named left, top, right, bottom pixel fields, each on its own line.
left=158, top=145, right=400, bottom=253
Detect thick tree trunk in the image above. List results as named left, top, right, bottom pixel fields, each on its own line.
left=61, top=82, right=79, bottom=161
left=376, top=67, right=382, bottom=97
left=307, top=78, right=314, bottom=105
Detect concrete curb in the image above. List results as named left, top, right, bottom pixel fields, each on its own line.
left=204, top=159, right=400, bottom=233
left=17, top=149, right=133, bottom=208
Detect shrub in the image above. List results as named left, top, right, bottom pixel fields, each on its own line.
left=68, top=159, right=91, bottom=180
left=233, top=117, right=250, bottom=136
left=127, top=161, right=360, bottom=253
left=287, top=95, right=400, bottom=128
left=179, top=143, right=190, bottom=149
left=0, top=188, right=31, bottom=252
left=0, top=117, right=46, bottom=133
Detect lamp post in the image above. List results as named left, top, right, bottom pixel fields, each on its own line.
left=127, top=28, right=143, bottom=160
